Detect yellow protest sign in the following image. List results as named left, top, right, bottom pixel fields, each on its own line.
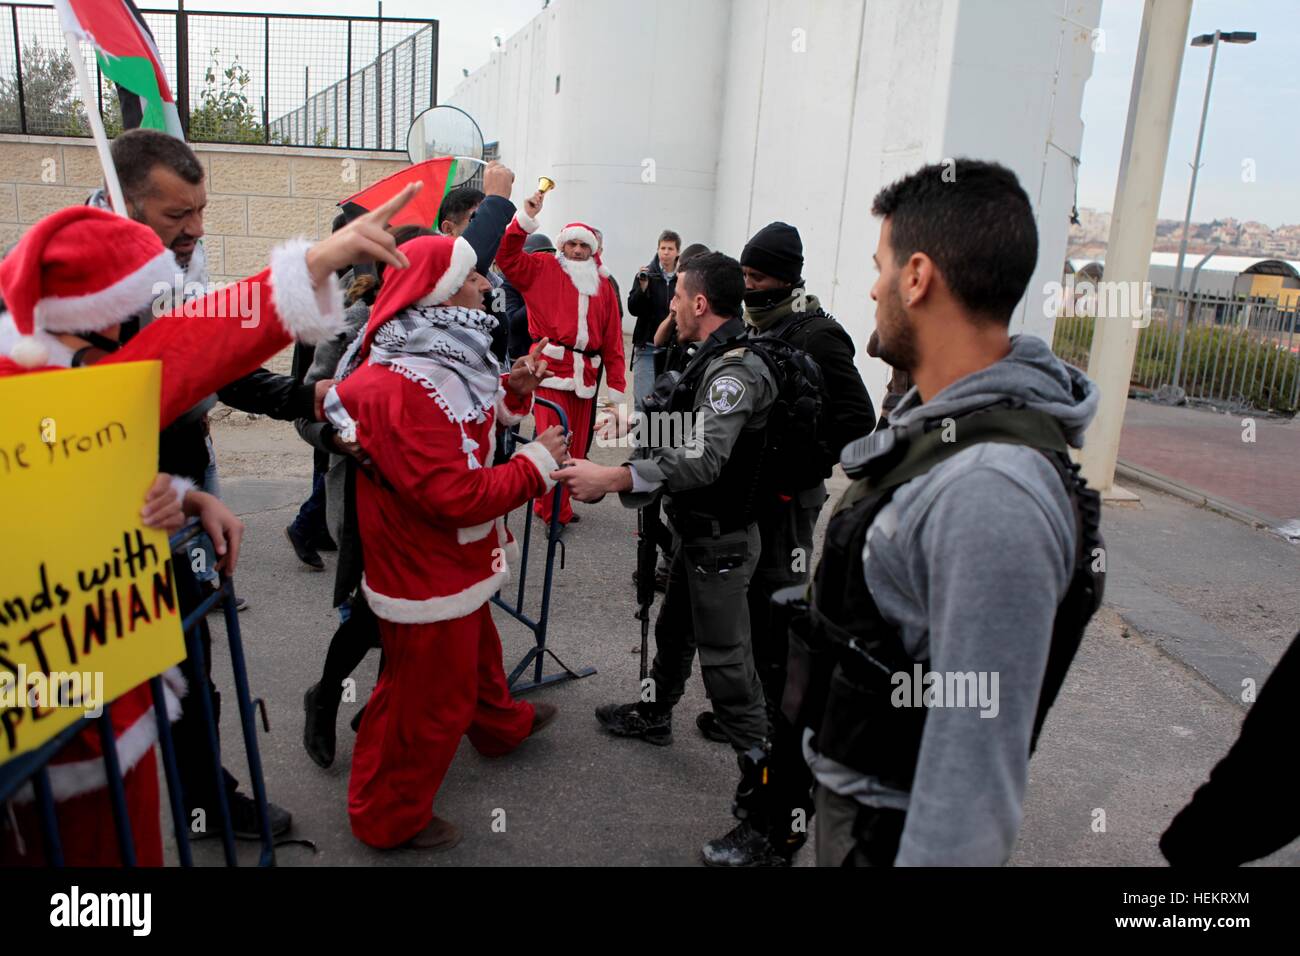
left=0, top=361, right=186, bottom=766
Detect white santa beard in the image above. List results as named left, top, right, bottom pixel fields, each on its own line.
left=555, top=251, right=599, bottom=296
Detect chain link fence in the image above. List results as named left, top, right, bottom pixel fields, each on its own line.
left=1053, top=286, right=1300, bottom=413
left=0, top=3, right=435, bottom=150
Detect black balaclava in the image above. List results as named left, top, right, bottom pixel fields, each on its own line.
left=740, top=221, right=804, bottom=309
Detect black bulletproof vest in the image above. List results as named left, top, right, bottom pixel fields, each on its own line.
left=645, top=319, right=769, bottom=533
left=807, top=405, right=1105, bottom=790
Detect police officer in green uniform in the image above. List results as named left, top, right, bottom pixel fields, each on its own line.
left=553, top=252, right=790, bottom=865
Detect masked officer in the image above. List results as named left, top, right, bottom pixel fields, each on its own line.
left=737, top=227, right=877, bottom=710
left=553, top=251, right=789, bottom=866
left=693, top=222, right=879, bottom=865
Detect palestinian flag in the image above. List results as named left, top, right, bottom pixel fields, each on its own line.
left=339, top=157, right=461, bottom=229
left=55, top=0, right=183, bottom=138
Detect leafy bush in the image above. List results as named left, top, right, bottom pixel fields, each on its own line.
left=1052, top=314, right=1299, bottom=412
left=187, top=49, right=266, bottom=144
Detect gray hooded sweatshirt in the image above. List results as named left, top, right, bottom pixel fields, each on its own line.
left=805, top=334, right=1100, bottom=866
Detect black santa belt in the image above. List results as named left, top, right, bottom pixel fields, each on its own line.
left=532, top=338, right=602, bottom=358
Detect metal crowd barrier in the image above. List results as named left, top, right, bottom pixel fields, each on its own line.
left=0, top=523, right=275, bottom=867
left=492, top=397, right=596, bottom=693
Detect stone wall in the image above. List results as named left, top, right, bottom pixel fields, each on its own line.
left=0, top=134, right=407, bottom=284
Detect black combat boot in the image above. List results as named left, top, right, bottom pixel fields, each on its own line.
left=594, top=701, right=673, bottom=746
left=701, top=744, right=798, bottom=867
left=694, top=710, right=731, bottom=744
left=701, top=820, right=792, bottom=867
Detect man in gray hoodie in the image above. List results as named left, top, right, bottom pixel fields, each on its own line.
left=799, top=159, right=1101, bottom=867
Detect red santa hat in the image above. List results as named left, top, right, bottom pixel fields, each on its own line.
left=555, top=221, right=610, bottom=277
left=351, top=233, right=478, bottom=363
left=0, top=206, right=178, bottom=368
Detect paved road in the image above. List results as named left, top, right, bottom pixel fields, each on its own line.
left=177, top=416, right=1298, bottom=866
left=1120, top=398, right=1299, bottom=527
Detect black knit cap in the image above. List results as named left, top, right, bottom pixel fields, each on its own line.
left=740, top=221, right=803, bottom=286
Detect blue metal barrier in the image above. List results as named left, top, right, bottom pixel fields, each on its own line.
left=492, top=397, right=596, bottom=693
left=0, top=523, right=275, bottom=866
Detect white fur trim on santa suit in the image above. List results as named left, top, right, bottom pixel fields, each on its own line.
left=555, top=224, right=599, bottom=252
left=498, top=518, right=520, bottom=566
left=417, top=236, right=478, bottom=307
left=361, top=569, right=508, bottom=624
left=8, top=335, right=48, bottom=368
left=537, top=341, right=592, bottom=395
left=169, top=475, right=196, bottom=509
left=0, top=312, right=72, bottom=367
left=494, top=391, right=532, bottom=427
left=539, top=375, right=597, bottom=399
left=574, top=291, right=590, bottom=351
left=12, top=668, right=186, bottom=805
left=160, top=665, right=188, bottom=700
left=457, top=520, right=494, bottom=544
left=606, top=388, right=628, bottom=407
left=34, top=248, right=179, bottom=334
left=512, top=438, right=559, bottom=492
left=269, top=238, right=346, bottom=345
left=514, top=209, right=540, bottom=234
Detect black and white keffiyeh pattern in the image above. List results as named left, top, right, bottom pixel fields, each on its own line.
left=329, top=304, right=503, bottom=470
left=336, top=304, right=502, bottom=424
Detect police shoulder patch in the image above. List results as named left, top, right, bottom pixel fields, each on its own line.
left=708, top=374, right=747, bottom=414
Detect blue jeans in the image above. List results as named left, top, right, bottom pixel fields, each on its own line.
left=632, top=345, right=661, bottom=410
left=289, top=467, right=328, bottom=542
left=196, top=434, right=221, bottom=585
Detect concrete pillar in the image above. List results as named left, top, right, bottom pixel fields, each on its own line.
left=1079, top=0, right=1193, bottom=493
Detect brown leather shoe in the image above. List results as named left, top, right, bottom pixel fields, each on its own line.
left=403, top=815, right=462, bottom=851
left=530, top=701, right=559, bottom=736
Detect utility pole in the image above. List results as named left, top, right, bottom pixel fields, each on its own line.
left=1079, top=0, right=1193, bottom=495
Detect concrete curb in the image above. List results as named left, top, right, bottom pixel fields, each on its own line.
left=1115, top=459, right=1283, bottom=534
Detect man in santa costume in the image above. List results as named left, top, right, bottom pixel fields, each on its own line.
left=324, top=233, right=566, bottom=851
left=495, top=188, right=627, bottom=526
left=0, top=187, right=417, bottom=865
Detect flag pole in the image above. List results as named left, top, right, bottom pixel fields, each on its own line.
left=55, top=1, right=127, bottom=217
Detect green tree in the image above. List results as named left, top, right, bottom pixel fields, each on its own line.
left=187, top=48, right=266, bottom=144
left=0, top=41, right=125, bottom=137
left=0, top=42, right=77, bottom=134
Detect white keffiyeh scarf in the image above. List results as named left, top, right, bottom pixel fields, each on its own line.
left=331, top=304, right=503, bottom=469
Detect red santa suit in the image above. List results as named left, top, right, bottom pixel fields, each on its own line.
left=323, top=234, right=556, bottom=849
left=496, top=211, right=626, bottom=525
left=0, top=206, right=343, bottom=865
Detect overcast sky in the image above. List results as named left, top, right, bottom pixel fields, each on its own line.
left=1078, top=0, right=1297, bottom=226
left=146, top=0, right=1293, bottom=227
left=147, top=0, right=540, bottom=103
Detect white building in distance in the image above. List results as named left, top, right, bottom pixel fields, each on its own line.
left=450, top=0, right=1101, bottom=401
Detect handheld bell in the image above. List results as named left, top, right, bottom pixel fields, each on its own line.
left=537, top=176, right=556, bottom=194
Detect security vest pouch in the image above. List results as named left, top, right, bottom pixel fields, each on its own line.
left=780, top=404, right=1105, bottom=789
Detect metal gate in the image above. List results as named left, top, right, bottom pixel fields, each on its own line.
left=492, top=397, right=596, bottom=693
left=0, top=523, right=276, bottom=866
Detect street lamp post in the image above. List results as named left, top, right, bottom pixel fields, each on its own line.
left=1167, top=29, right=1256, bottom=398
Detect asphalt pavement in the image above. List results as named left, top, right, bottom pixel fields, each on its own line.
left=178, top=415, right=1298, bottom=867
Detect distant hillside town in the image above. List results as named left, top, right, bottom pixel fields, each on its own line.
left=1069, top=207, right=1300, bottom=260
